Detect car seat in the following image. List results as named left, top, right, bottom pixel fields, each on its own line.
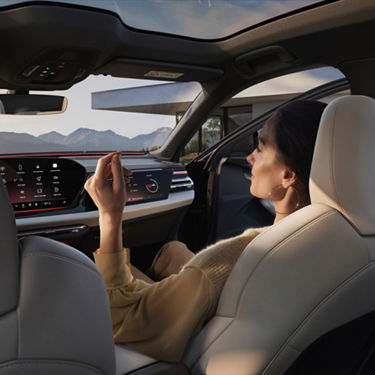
left=182, top=95, right=375, bottom=374
left=0, top=178, right=116, bottom=374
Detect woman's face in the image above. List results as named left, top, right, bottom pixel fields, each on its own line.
left=246, top=118, right=288, bottom=201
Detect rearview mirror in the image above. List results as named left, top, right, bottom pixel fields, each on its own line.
left=0, top=94, right=67, bottom=115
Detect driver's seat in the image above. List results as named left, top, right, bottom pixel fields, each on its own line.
left=0, top=178, right=116, bottom=374
left=183, top=95, right=375, bottom=374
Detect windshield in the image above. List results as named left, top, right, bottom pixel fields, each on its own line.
left=0, top=77, right=201, bottom=155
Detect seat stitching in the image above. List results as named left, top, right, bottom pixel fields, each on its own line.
left=0, top=359, right=104, bottom=374
left=22, top=252, right=102, bottom=279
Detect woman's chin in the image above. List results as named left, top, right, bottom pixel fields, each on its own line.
left=250, top=185, right=257, bottom=197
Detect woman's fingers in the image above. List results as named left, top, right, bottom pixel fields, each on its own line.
left=95, top=151, right=118, bottom=181
left=112, top=153, right=125, bottom=191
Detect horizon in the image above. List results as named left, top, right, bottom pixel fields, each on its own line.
left=0, top=66, right=344, bottom=139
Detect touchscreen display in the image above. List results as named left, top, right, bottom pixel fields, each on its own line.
left=0, top=158, right=86, bottom=214
left=126, top=169, right=172, bottom=204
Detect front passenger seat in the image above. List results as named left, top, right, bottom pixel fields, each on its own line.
left=0, top=178, right=116, bottom=374
left=183, top=95, right=375, bottom=374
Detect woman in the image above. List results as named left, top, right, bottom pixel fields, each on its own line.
left=85, top=100, right=327, bottom=362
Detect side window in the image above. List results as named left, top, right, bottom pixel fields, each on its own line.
left=180, top=107, right=252, bottom=163
left=180, top=66, right=345, bottom=164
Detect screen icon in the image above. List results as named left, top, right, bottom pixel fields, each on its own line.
left=52, top=163, right=58, bottom=168
left=54, top=187, right=59, bottom=193
left=18, top=164, right=23, bottom=171
left=37, top=188, right=43, bottom=194
left=0, top=166, right=5, bottom=172
left=36, top=176, right=42, bottom=182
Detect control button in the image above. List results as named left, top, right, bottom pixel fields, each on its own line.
left=18, top=164, right=23, bottom=171
left=145, top=178, right=159, bottom=193
left=0, top=166, right=5, bottom=172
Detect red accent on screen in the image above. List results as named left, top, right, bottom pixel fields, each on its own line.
left=14, top=206, right=69, bottom=214
left=0, top=152, right=146, bottom=158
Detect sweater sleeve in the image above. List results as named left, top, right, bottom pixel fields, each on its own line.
left=94, top=249, right=215, bottom=362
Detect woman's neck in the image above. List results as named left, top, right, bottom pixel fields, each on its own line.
left=272, top=187, right=308, bottom=223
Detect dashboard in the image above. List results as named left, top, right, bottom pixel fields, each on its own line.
left=0, top=154, right=194, bottom=252
left=0, top=157, right=174, bottom=214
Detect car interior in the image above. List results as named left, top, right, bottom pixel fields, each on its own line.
left=0, top=0, right=375, bottom=374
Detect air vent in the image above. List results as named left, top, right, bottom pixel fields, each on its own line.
left=170, top=171, right=194, bottom=192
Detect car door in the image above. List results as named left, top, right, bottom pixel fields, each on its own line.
left=179, top=78, right=349, bottom=248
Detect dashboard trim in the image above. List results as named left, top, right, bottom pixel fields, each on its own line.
left=16, top=190, right=194, bottom=232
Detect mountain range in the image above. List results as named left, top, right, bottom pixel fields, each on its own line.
left=0, top=127, right=173, bottom=153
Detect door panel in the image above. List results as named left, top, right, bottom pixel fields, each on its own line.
left=210, top=156, right=274, bottom=242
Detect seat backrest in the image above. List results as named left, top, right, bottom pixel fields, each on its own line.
left=0, top=180, right=115, bottom=374
left=183, top=96, right=375, bottom=375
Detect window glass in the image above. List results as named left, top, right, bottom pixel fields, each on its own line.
left=202, top=117, right=222, bottom=149
left=180, top=66, right=345, bottom=163
left=0, top=77, right=200, bottom=154
left=32, top=0, right=332, bottom=40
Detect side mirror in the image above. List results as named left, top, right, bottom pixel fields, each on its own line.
left=0, top=94, right=67, bottom=115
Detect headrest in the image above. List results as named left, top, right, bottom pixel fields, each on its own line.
left=310, top=95, right=375, bottom=235
left=0, top=178, right=19, bottom=314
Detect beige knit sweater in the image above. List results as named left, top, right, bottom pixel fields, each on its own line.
left=94, top=226, right=267, bottom=362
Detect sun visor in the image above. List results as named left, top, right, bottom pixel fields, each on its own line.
left=95, top=58, right=223, bottom=82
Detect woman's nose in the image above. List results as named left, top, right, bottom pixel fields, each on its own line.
left=247, top=152, right=255, bottom=166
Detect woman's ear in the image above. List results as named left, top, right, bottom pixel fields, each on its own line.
left=281, top=168, right=297, bottom=189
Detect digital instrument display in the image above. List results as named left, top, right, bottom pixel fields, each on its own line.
left=126, top=169, right=172, bottom=205
left=0, top=158, right=86, bottom=214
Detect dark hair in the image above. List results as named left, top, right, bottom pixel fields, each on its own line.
left=272, top=100, right=327, bottom=201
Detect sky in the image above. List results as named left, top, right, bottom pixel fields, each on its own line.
left=0, top=67, right=344, bottom=138
left=0, top=76, right=177, bottom=138
left=1, top=0, right=324, bottom=40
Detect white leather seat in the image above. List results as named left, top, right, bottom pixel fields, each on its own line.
left=182, top=95, right=375, bottom=374
left=0, top=179, right=116, bottom=374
